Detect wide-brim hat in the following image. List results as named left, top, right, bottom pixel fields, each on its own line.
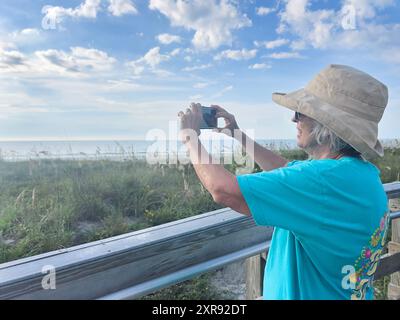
left=272, top=64, right=388, bottom=159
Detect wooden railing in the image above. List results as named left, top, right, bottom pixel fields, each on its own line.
left=0, top=182, right=399, bottom=300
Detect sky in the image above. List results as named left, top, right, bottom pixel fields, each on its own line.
left=0, top=0, right=399, bottom=141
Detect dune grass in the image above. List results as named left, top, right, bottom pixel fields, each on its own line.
left=0, top=158, right=224, bottom=263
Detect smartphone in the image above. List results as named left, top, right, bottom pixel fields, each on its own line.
left=200, top=106, right=217, bottom=129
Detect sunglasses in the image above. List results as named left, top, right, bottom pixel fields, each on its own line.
left=294, top=112, right=306, bottom=121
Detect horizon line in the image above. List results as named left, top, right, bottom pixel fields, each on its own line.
left=0, top=137, right=398, bottom=142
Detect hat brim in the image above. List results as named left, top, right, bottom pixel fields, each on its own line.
left=272, top=89, right=383, bottom=159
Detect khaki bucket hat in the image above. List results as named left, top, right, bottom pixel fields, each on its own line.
left=272, top=64, right=388, bottom=159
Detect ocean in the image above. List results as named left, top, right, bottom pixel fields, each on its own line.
left=0, top=138, right=397, bottom=162
left=0, top=139, right=299, bottom=161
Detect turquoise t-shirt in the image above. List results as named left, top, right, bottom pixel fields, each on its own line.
left=237, top=157, right=389, bottom=300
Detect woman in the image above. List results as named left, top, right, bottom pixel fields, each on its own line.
left=178, top=64, right=390, bottom=300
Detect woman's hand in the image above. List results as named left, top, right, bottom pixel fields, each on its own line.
left=178, top=103, right=202, bottom=143
left=211, top=105, right=240, bottom=136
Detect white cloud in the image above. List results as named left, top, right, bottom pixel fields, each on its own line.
left=129, top=62, right=145, bottom=76
left=333, top=23, right=400, bottom=64
left=189, top=94, right=203, bottom=100
left=277, top=0, right=397, bottom=51
left=0, top=79, right=54, bottom=118
left=0, top=41, right=16, bottom=51
left=342, top=0, right=394, bottom=21
left=152, top=69, right=174, bottom=78
left=184, top=48, right=195, bottom=54
left=104, top=79, right=184, bottom=93
left=76, top=98, right=190, bottom=127
left=41, top=0, right=137, bottom=28
left=0, top=75, right=188, bottom=132
left=20, top=29, right=40, bottom=36
left=149, top=0, right=251, bottom=50
left=211, top=85, right=233, bottom=98
left=254, top=38, right=289, bottom=49
left=0, top=90, right=49, bottom=117
left=256, top=7, right=275, bottom=16
left=170, top=48, right=181, bottom=56
left=267, top=52, right=303, bottom=59
left=249, top=63, right=271, bottom=70
left=182, top=63, right=212, bottom=72
left=157, top=33, right=182, bottom=45
left=266, top=38, right=289, bottom=49
left=277, top=0, right=335, bottom=49
left=36, top=47, right=116, bottom=75
left=141, top=47, right=170, bottom=68
left=107, top=0, right=138, bottom=16
left=274, top=0, right=400, bottom=64
left=128, top=47, right=170, bottom=76
left=72, top=0, right=102, bottom=17
left=0, top=46, right=116, bottom=77
left=380, top=47, right=400, bottom=64
left=193, top=82, right=209, bottom=89
left=4, top=28, right=43, bottom=46
left=42, top=0, right=101, bottom=22
left=335, top=23, right=400, bottom=48
left=0, top=49, right=29, bottom=72
left=106, top=79, right=142, bottom=91
left=290, top=40, right=306, bottom=50
left=214, top=49, right=257, bottom=61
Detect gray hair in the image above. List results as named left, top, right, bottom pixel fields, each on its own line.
left=306, top=119, right=362, bottom=158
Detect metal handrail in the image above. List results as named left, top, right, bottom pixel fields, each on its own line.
left=99, top=242, right=270, bottom=300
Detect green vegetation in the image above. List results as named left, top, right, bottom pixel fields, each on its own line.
left=0, top=147, right=398, bottom=299
left=0, top=158, right=224, bottom=263
left=371, top=147, right=400, bottom=183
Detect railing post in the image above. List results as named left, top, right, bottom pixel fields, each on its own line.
left=388, top=198, right=400, bottom=300
left=245, top=251, right=267, bottom=300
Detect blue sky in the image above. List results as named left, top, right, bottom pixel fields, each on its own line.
left=0, top=0, right=399, bottom=141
